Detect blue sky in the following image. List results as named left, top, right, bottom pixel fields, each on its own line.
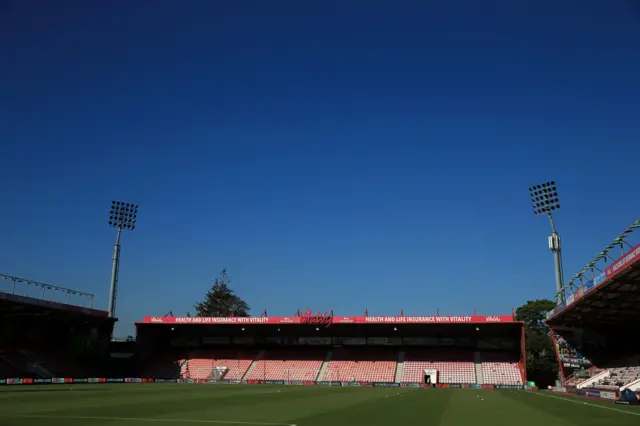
left=1, top=1, right=639, bottom=336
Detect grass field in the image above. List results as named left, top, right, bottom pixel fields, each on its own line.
left=1, top=384, right=639, bottom=426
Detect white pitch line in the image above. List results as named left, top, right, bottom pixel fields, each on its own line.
left=530, top=391, right=640, bottom=417
left=2, top=414, right=296, bottom=426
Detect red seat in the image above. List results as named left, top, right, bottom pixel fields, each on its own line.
left=324, top=347, right=397, bottom=382
left=402, top=349, right=475, bottom=384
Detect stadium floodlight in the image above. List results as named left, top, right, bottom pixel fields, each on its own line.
left=107, top=200, right=139, bottom=319
left=528, top=181, right=565, bottom=305
left=529, top=181, right=560, bottom=216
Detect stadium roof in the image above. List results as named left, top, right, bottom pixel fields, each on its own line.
left=136, top=312, right=522, bottom=341
left=561, top=218, right=640, bottom=294
left=546, top=242, right=640, bottom=329
left=0, top=292, right=111, bottom=320
left=138, top=313, right=517, bottom=325
left=0, top=273, right=108, bottom=319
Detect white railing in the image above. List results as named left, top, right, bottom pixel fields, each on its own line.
left=577, top=369, right=610, bottom=389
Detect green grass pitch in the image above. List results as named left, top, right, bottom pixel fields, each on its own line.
left=0, top=384, right=638, bottom=426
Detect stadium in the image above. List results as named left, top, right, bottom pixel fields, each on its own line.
left=1, top=213, right=640, bottom=425
left=2, top=4, right=640, bottom=426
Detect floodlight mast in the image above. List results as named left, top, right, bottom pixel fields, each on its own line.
left=108, top=201, right=138, bottom=319
left=529, top=181, right=565, bottom=305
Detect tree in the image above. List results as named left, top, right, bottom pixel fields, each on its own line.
left=194, top=269, right=250, bottom=317
left=515, top=299, right=559, bottom=387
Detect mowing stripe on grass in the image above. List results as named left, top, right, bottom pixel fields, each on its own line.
left=530, top=391, right=640, bottom=417
left=1, top=414, right=296, bottom=426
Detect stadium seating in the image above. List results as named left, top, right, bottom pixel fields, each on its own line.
left=564, top=375, right=582, bottom=386
left=580, top=356, right=640, bottom=390
left=24, top=347, right=83, bottom=377
left=0, top=357, right=21, bottom=378
left=324, top=347, right=396, bottom=382
left=247, top=350, right=325, bottom=381
left=142, top=353, right=186, bottom=379
left=480, top=352, right=523, bottom=386
left=401, top=349, right=475, bottom=384
left=0, top=342, right=110, bottom=379
left=481, top=362, right=523, bottom=385
left=180, top=350, right=254, bottom=380
left=591, top=365, right=640, bottom=389
left=0, top=349, right=52, bottom=378
left=0, top=350, right=28, bottom=376
left=564, top=368, right=605, bottom=387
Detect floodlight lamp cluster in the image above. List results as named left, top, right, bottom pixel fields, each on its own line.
left=529, top=181, right=560, bottom=216
left=109, top=201, right=138, bottom=230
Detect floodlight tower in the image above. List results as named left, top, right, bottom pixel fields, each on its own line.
left=529, top=181, right=565, bottom=305
left=108, top=200, right=139, bottom=319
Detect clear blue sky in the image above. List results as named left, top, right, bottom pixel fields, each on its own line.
left=1, top=1, right=639, bottom=337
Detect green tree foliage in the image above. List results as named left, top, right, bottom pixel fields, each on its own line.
left=194, top=269, right=250, bottom=317
left=515, top=299, right=559, bottom=386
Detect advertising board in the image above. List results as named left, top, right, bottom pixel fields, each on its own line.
left=606, top=244, right=640, bottom=280
left=585, top=280, right=595, bottom=293
left=141, top=315, right=516, bottom=325
left=600, top=391, right=616, bottom=400
left=573, top=288, right=584, bottom=301
left=592, top=273, right=606, bottom=287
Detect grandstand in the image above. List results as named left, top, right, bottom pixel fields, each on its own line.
left=401, top=348, right=476, bottom=384
left=247, top=348, right=324, bottom=382
left=0, top=276, right=115, bottom=379
left=323, top=346, right=397, bottom=382
left=181, top=350, right=255, bottom=380
left=7, top=226, right=639, bottom=395
left=135, top=312, right=526, bottom=386
left=546, top=219, right=640, bottom=393
left=0, top=293, right=526, bottom=387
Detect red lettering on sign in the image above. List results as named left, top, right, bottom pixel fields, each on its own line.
left=300, top=308, right=333, bottom=327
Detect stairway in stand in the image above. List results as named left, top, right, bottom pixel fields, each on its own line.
left=241, top=350, right=264, bottom=381
left=474, top=352, right=483, bottom=385
left=394, top=350, right=405, bottom=383
left=316, top=350, right=333, bottom=382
